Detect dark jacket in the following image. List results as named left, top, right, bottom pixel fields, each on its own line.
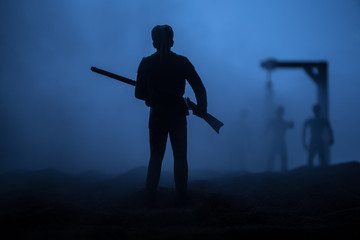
left=135, top=51, right=207, bottom=115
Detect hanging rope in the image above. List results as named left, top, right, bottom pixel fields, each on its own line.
left=266, top=70, right=272, bottom=92
left=264, top=69, right=275, bottom=122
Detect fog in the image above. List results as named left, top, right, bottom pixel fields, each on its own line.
left=1, top=0, right=359, bottom=174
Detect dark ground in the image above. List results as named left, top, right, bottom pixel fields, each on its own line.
left=1, top=162, right=359, bottom=240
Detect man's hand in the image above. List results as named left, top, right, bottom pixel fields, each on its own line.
left=193, top=106, right=207, bottom=117
left=185, top=98, right=207, bottom=117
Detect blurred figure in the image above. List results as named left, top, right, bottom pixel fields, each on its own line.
left=302, top=104, right=334, bottom=167
left=265, top=106, right=294, bottom=172
left=135, top=25, right=207, bottom=204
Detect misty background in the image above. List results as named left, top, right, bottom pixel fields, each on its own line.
left=1, top=0, right=359, bottom=174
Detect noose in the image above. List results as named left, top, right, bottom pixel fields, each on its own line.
left=265, top=69, right=275, bottom=121
left=266, top=69, right=274, bottom=102
left=266, top=69, right=272, bottom=92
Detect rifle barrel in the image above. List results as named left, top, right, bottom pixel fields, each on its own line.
left=91, top=66, right=136, bottom=86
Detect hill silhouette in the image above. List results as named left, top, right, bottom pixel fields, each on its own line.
left=0, top=162, right=359, bottom=239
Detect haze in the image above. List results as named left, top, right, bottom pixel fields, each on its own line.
left=1, top=0, right=359, bottom=174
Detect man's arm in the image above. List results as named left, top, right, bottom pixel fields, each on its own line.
left=135, top=59, right=148, bottom=101
left=287, top=120, right=295, bottom=129
left=185, top=60, right=207, bottom=114
left=302, top=120, right=309, bottom=150
left=325, top=120, right=334, bottom=145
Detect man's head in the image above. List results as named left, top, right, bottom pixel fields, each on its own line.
left=152, top=25, right=174, bottom=51
left=313, top=104, right=321, bottom=117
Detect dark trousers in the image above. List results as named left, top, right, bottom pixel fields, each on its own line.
left=308, top=140, right=326, bottom=167
left=268, top=141, right=288, bottom=172
left=146, top=110, right=188, bottom=198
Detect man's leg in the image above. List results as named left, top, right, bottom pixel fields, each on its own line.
left=169, top=118, right=188, bottom=201
left=280, top=143, right=288, bottom=172
left=146, top=127, right=168, bottom=195
left=318, top=142, right=327, bottom=167
left=308, top=143, right=316, bottom=167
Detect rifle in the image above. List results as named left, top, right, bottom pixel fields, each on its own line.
left=90, top=66, right=224, bottom=133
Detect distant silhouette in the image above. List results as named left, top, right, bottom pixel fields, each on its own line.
left=264, top=106, right=294, bottom=172
left=135, top=25, right=207, bottom=204
left=302, top=104, right=334, bottom=167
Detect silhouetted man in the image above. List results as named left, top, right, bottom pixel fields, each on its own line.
left=135, top=25, right=207, bottom=203
left=302, top=104, right=334, bottom=167
left=265, top=106, right=294, bottom=172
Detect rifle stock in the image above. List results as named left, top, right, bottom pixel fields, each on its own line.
left=91, top=66, right=224, bottom=133
left=185, top=98, right=224, bottom=134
